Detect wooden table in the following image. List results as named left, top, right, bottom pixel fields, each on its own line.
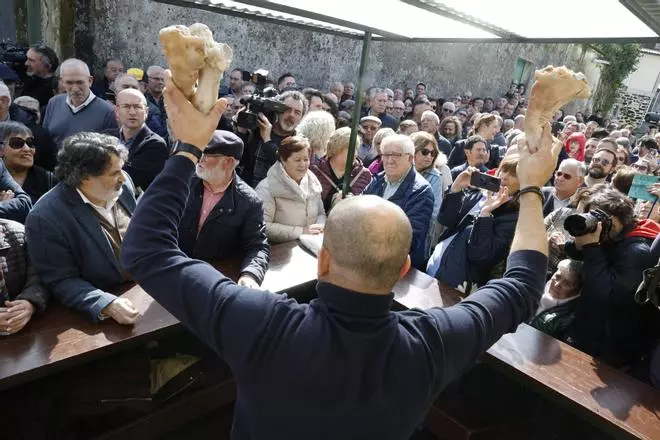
left=394, top=277, right=660, bottom=440
left=0, top=241, right=318, bottom=392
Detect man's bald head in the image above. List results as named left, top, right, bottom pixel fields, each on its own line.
left=116, top=88, right=147, bottom=106
left=321, top=195, right=412, bottom=293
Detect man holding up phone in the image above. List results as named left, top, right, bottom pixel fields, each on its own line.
left=450, top=135, right=490, bottom=180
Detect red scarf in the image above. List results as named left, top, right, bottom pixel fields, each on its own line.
left=627, top=219, right=660, bottom=239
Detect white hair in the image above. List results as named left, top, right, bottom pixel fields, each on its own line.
left=296, top=110, right=336, bottom=155
left=421, top=110, right=439, bottom=125
left=0, top=82, right=11, bottom=106
left=563, top=115, right=577, bottom=124
left=60, top=58, right=90, bottom=76
left=147, top=65, right=165, bottom=77
left=382, top=134, right=415, bottom=155
left=559, top=158, right=587, bottom=178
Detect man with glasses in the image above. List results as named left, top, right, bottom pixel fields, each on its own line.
left=441, top=102, right=455, bottom=118
left=391, top=100, right=406, bottom=121
left=179, top=130, right=269, bottom=289
left=585, top=139, right=618, bottom=187
left=541, top=159, right=586, bottom=216
left=632, top=158, right=652, bottom=175
left=364, top=135, right=434, bottom=269
left=358, top=116, right=381, bottom=164
left=115, top=89, right=168, bottom=190
left=420, top=110, right=452, bottom=157
left=144, top=65, right=168, bottom=139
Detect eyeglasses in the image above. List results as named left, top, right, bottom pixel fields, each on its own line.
left=1, top=137, right=36, bottom=149
left=633, top=163, right=649, bottom=171
left=591, top=157, right=612, bottom=167
left=442, top=108, right=454, bottom=113
left=393, top=106, right=405, bottom=111
left=555, top=171, right=573, bottom=180
left=382, top=152, right=410, bottom=161
left=458, top=112, right=467, bottom=117
left=419, top=148, right=437, bottom=157
left=362, top=125, right=379, bottom=132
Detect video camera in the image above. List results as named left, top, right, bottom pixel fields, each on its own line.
left=0, top=41, right=28, bottom=74
left=236, top=69, right=288, bottom=130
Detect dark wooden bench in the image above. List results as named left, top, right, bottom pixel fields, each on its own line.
left=393, top=274, right=660, bottom=440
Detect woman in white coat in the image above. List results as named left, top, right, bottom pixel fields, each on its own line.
left=256, top=136, right=326, bottom=243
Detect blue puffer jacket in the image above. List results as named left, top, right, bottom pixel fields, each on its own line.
left=364, top=168, right=434, bottom=269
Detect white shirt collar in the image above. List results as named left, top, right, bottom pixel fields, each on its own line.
left=75, top=187, right=119, bottom=210
left=67, top=91, right=96, bottom=113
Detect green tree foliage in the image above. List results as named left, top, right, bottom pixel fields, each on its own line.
left=588, top=44, right=642, bottom=114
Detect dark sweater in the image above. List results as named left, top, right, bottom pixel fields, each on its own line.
left=121, top=154, right=548, bottom=440
left=42, top=94, right=118, bottom=147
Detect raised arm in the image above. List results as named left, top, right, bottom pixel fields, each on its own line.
left=423, top=124, right=563, bottom=388
left=121, top=71, right=293, bottom=367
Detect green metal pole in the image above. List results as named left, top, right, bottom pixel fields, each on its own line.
left=342, top=31, right=371, bottom=196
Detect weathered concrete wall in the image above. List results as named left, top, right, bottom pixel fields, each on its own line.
left=42, top=0, right=600, bottom=112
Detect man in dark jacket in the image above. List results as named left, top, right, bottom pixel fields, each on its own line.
left=22, top=45, right=59, bottom=109
left=565, top=187, right=660, bottom=367
left=179, top=131, right=269, bottom=287
left=364, top=134, right=434, bottom=269
left=236, top=90, right=307, bottom=187
left=449, top=135, right=489, bottom=180
left=115, top=89, right=169, bottom=190
left=121, top=71, right=560, bottom=439
left=26, top=132, right=139, bottom=324
left=363, top=89, right=399, bottom=130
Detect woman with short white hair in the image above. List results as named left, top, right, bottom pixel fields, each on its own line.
left=296, top=110, right=336, bottom=165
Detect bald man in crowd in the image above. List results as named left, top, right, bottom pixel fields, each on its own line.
left=42, top=58, right=117, bottom=146
left=115, top=88, right=168, bottom=190
left=144, top=65, right=168, bottom=139
left=121, top=69, right=559, bottom=439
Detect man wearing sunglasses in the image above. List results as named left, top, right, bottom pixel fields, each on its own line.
left=585, top=139, right=618, bottom=187
left=541, top=159, right=586, bottom=216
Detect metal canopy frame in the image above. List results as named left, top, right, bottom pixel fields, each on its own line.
left=152, top=0, right=660, bottom=193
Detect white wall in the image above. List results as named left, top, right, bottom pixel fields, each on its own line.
left=624, top=51, right=660, bottom=96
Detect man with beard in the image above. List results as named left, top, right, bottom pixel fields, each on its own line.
left=178, top=131, right=269, bottom=289
left=237, top=90, right=308, bottom=187
left=42, top=59, right=117, bottom=147
left=583, top=137, right=600, bottom=165
left=22, top=45, right=59, bottom=108
left=25, top=132, right=139, bottom=324
left=585, top=139, right=617, bottom=186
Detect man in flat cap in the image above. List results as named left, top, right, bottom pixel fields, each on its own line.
left=178, top=130, right=269, bottom=288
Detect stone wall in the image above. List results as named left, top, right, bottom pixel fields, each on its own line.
left=615, top=88, right=652, bottom=128
left=41, top=0, right=600, bottom=113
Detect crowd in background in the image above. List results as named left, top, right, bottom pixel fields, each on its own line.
left=1, top=44, right=660, bottom=393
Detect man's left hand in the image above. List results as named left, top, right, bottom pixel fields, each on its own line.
left=237, top=274, right=260, bottom=289
left=2, top=300, right=35, bottom=334
left=163, top=70, right=227, bottom=151
left=573, top=222, right=603, bottom=249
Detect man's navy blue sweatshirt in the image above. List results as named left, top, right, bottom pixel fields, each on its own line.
left=121, top=155, right=548, bottom=440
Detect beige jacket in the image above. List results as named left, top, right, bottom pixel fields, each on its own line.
left=256, top=162, right=326, bottom=243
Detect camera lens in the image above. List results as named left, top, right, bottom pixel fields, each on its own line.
left=564, top=213, right=598, bottom=237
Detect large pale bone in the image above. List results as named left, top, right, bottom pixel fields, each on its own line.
left=159, top=23, right=233, bottom=114
left=524, top=65, right=590, bottom=151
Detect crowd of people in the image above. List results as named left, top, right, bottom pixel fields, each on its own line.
left=1, top=42, right=660, bottom=437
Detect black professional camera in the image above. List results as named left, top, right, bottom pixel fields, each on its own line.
left=0, top=41, right=28, bottom=73
left=564, top=208, right=613, bottom=238
left=236, top=69, right=288, bottom=130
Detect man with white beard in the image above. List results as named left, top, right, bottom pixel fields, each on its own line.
left=178, top=130, right=270, bottom=289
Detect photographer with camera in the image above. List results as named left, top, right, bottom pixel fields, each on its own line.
left=564, top=186, right=660, bottom=369
left=234, top=71, right=308, bottom=187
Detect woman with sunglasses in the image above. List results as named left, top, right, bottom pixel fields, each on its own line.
left=0, top=122, right=56, bottom=203
left=411, top=132, right=451, bottom=257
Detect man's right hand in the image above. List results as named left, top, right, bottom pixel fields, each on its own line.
left=303, top=224, right=324, bottom=235
left=450, top=167, right=478, bottom=193
left=516, top=124, right=563, bottom=188
left=101, top=298, right=140, bottom=325
left=0, top=190, right=14, bottom=202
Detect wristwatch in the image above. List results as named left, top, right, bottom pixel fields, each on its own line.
left=173, top=141, right=203, bottom=161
